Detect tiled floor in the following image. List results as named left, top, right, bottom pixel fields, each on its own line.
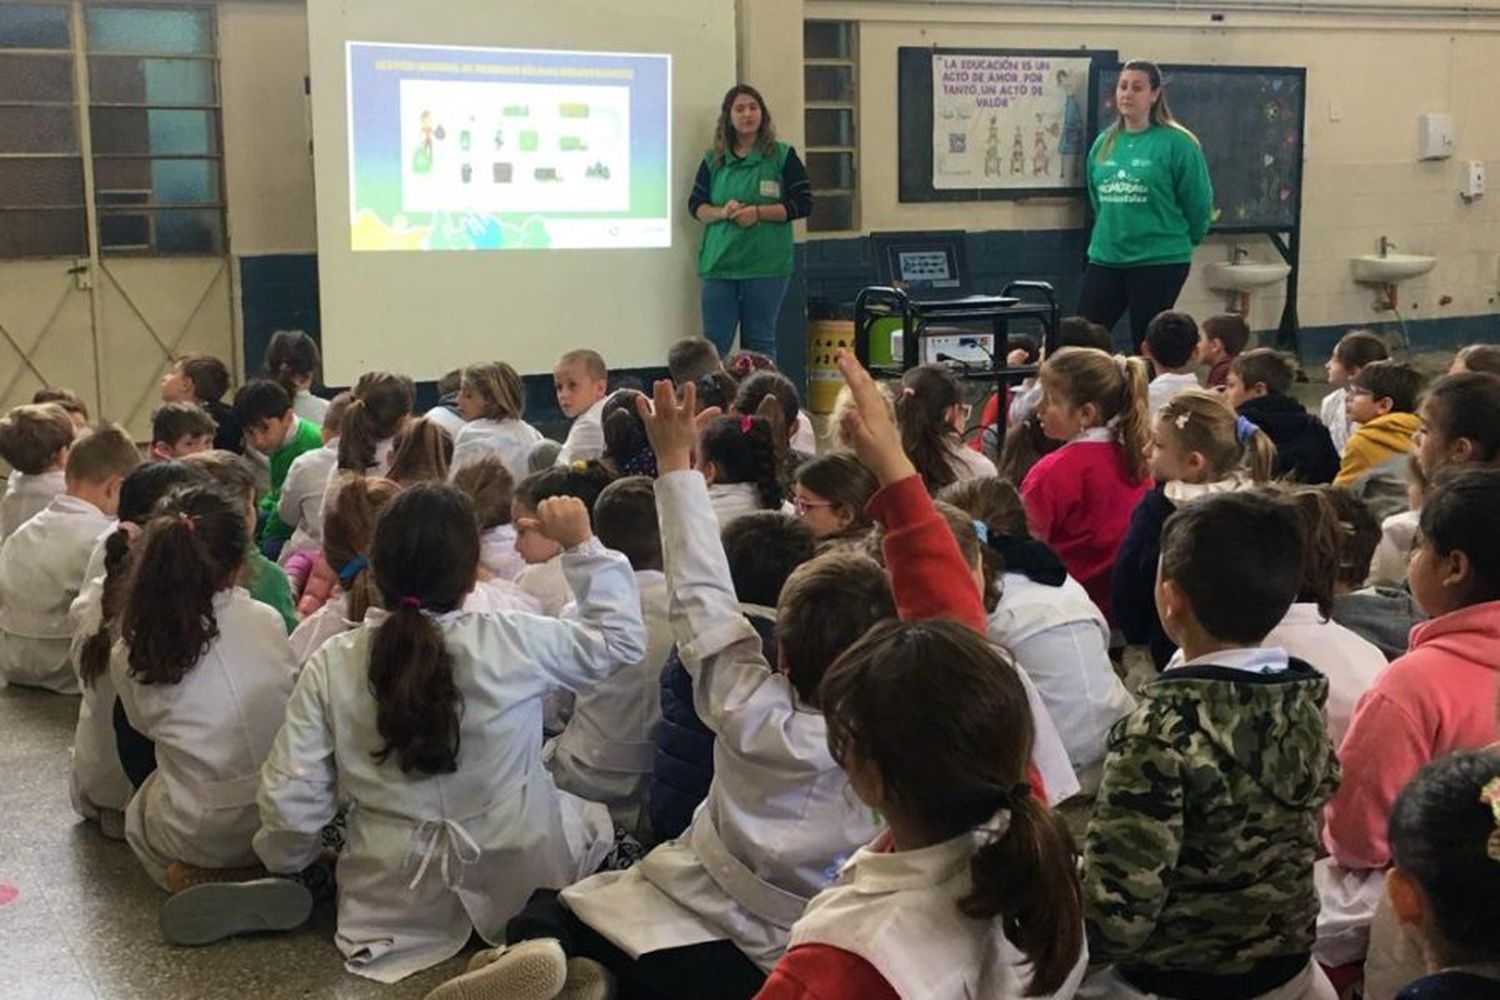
left=0, top=686, right=469, bottom=999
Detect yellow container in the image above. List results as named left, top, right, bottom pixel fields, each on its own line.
left=807, top=319, right=855, bottom=414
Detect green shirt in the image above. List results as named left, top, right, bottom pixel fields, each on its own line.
left=259, top=415, right=323, bottom=543
left=1087, top=124, right=1213, bottom=266
left=244, top=551, right=297, bottom=633
left=696, top=141, right=795, bottom=280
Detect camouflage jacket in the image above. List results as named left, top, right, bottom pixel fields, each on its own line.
left=1082, top=657, right=1340, bottom=993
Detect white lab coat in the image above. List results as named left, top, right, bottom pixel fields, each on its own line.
left=787, top=830, right=1088, bottom=1000
left=1369, top=509, right=1419, bottom=589
left=0, top=494, right=112, bottom=693
left=0, top=469, right=65, bottom=544
left=988, top=572, right=1136, bottom=794
left=424, top=404, right=467, bottom=440
left=254, top=536, right=645, bottom=983
left=276, top=440, right=337, bottom=562
left=518, top=556, right=572, bottom=617
left=314, top=438, right=396, bottom=534
left=1148, top=371, right=1201, bottom=415
left=557, top=397, right=606, bottom=465
left=480, top=524, right=526, bottom=582
left=294, top=388, right=329, bottom=426
left=706, top=482, right=767, bottom=529
left=1265, top=603, right=1388, bottom=747
left=790, top=411, right=817, bottom=455
left=1321, top=387, right=1354, bottom=456
left=451, top=416, right=544, bottom=483
left=67, top=527, right=132, bottom=820
left=561, top=471, right=881, bottom=970
left=549, top=569, right=672, bottom=837
left=944, top=438, right=998, bottom=482
left=112, top=588, right=297, bottom=888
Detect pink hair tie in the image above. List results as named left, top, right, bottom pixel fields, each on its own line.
left=176, top=512, right=196, bottom=532
left=739, top=415, right=753, bottom=433
left=398, top=596, right=422, bottom=610
left=901, top=386, right=916, bottom=398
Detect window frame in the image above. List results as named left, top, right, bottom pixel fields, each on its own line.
left=802, top=19, right=859, bottom=234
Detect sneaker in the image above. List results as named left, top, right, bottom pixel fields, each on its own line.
left=559, top=957, right=616, bottom=1000
left=164, top=859, right=268, bottom=894
left=425, top=938, right=567, bottom=1000
left=158, top=878, right=313, bottom=946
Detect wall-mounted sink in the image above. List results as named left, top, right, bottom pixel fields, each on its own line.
left=1203, top=261, right=1292, bottom=292
left=1351, top=254, right=1437, bottom=284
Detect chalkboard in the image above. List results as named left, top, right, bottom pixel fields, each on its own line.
left=899, top=47, right=1117, bottom=203
left=1091, top=64, right=1306, bottom=233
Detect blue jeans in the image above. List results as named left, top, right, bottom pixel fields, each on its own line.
left=700, top=275, right=790, bottom=360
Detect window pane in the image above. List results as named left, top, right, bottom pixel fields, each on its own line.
left=805, top=65, right=855, bottom=104
left=805, top=108, right=854, bottom=148
left=0, top=4, right=70, bottom=49
left=85, top=7, right=212, bottom=55
left=0, top=209, right=86, bottom=256
left=806, top=151, right=855, bottom=190
left=803, top=22, right=851, bottom=60
left=98, top=207, right=223, bottom=254
left=94, top=156, right=218, bottom=205
left=0, top=157, right=83, bottom=206
left=0, top=52, right=74, bottom=102
left=98, top=209, right=149, bottom=249
left=807, top=194, right=854, bottom=233
left=89, top=55, right=216, bottom=105
left=0, top=106, right=77, bottom=153
left=89, top=107, right=218, bottom=155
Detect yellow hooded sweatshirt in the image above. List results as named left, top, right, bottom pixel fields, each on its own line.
left=1334, top=411, right=1423, bottom=486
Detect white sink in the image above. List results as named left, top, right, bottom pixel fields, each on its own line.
left=1203, top=261, right=1292, bottom=292
left=1351, top=254, right=1437, bottom=284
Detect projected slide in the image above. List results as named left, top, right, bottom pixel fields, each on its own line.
left=346, top=42, right=671, bottom=251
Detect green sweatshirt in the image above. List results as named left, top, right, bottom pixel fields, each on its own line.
left=1087, top=124, right=1214, bottom=266
left=244, top=551, right=297, bottom=632
left=259, top=415, right=323, bottom=543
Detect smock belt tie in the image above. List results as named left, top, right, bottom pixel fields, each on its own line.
left=404, top=818, right=482, bottom=890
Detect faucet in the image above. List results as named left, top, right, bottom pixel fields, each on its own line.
left=1379, top=235, right=1397, bottom=258
left=1232, top=245, right=1251, bottom=264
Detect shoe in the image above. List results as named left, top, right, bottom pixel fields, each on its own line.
left=559, top=958, right=616, bottom=1000
left=425, top=938, right=567, bottom=1000
left=97, top=808, right=126, bottom=842
left=164, top=859, right=268, bottom=894
left=159, top=877, right=313, bottom=946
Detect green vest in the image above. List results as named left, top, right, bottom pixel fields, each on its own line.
left=696, top=141, right=794, bottom=280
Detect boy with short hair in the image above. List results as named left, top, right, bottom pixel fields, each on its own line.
left=147, top=401, right=217, bottom=461
left=232, top=378, right=324, bottom=549
left=1142, top=310, right=1202, bottom=413
left=1200, top=312, right=1251, bottom=388
left=1227, top=348, right=1340, bottom=484
left=555, top=349, right=610, bottom=465
left=160, top=353, right=242, bottom=454
left=0, top=423, right=140, bottom=693
left=0, top=402, right=76, bottom=543
left=1083, top=490, right=1339, bottom=999
left=32, top=387, right=90, bottom=432
left=1320, top=330, right=1389, bottom=455
left=666, top=337, right=722, bottom=386
left=1334, top=361, right=1425, bottom=519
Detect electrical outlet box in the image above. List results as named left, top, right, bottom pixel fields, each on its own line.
left=1418, top=112, right=1456, bottom=160
left=1463, top=160, right=1486, bottom=200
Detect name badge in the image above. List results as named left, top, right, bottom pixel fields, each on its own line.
left=759, top=179, right=781, bottom=198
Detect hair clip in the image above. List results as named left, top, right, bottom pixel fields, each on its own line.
left=739, top=415, right=753, bottom=433
left=971, top=519, right=989, bottom=545
left=570, top=459, right=588, bottom=471
left=398, top=596, right=422, bottom=610
left=1481, top=776, right=1500, bottom=863
left=176, top=511, right=196, bottom=533
left=900, top=386, right=916, bottom=397
left=1173, top=412, right=1191, bottom=430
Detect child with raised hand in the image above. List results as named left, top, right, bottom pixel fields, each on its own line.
left=1324, top=486, right=1425, bottom=662
left=111, top=485, right=300, bottom=893
left=512, top=463, right=617, bottom=616
left=1228, top=347, right=1341, bottom=484
left=232, top=378, right=324, bottom=551
left=160, top=353, right=242, bottom=454
left=944, top=476, right=1136, bottom=794
left=759, top=620, right=1088, bottom=1000
left=0, top=401, right=74, bottom=543
left=1384, top=749, right=1500, bottom=999
left=263, top=329, right=328, bottom=426
left=146, top=402, right=216, bottom=461
left=599, top=389, right=658, bottom=478
left=548, top=476, right=672, bottom=840
left=792, top=452, right=878, bottom=545
left=0, top=423, right=139, bottom=693
left=1083, top=490, right=1340, bottom=1000
left=70, top=460, right=199, bottom=836
left=451, top=361, right=543, bottom=481
left=249, top=484, right=645, bottom=982
left=554, top=349, right=610, bottom=465
left=896, top=362, right=997, bottom=492
left=1022, top=347, right=1153, bottom=619
left=438, top=352, right=991, bottom=1000
left=384, top=417, right=453, bottom=486
left=698, top=411, right=786, bottom=526
left=1112, top=388, right=1276, bottom=668
left=1321, top=330, right=1389, bottom=455
left=450, top=455, right=525, bottom=582
left=1319, top=467, right=1500, bottom=975
left=1334, top=360, right=1426, bottom=516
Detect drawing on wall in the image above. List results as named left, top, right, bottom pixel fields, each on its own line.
left=932, top=53, right=1093, bottom=190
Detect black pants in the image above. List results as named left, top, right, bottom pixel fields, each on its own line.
left=1076, top=261, right=1192, bottom=354
left=505, top=889, right=766, bottom=1000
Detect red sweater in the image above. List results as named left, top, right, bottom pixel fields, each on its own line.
left=1020, top=438, right=1149, bottom=619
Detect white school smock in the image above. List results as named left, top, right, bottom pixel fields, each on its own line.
left=424, top=404, right=466, bottom=440
left=561, top=471, right=881, bottom=970
left=314, top=438, right=396, bottom=532
left=1148, top=371, right=1201, bottom=415
left=67, top=527, right=132, bottom=819
left=706, top=482, right=766, bottom=529
left=944, top=438, right=998, bottom=482
left=294, top=388, right=329, bottom=426
left=557, top=397, right=607, bottom=466
left=786, top=831, right=1088, bottom=1000
left=989, top=572, right=1136, bottom=795
left=1264, top=602, right=1387, bottom=747
left=0, top=494, right=112, bottom=693
left=791, top=411, right=817, bottom=455
left=277, top=440, right=337, bottom=562
left=1369, top=508, right=1419, bottom=589
left=451, top=416, right=544, bottom=483
left=254, top=537, right=646, bottom=984
left=549, top=569, right=671, bottom=837
left=0, top=469, right=65, bottom=544
left=112, top=588, right=297, bottom=888
left=1321, top=387, right=1353, bottom=456
left=518, top=556, right=573, bottom=617
left=480, top=524, right=526, bottom=582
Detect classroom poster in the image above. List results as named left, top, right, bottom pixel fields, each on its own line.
left=931, top=53, right=1091, bottom=191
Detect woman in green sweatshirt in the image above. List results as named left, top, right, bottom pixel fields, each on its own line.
left=1080, top=60, right=1213, bottom=354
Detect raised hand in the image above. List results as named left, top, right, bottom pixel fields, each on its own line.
left=534, top=495, right=592, bottom=550
left=636, top=379, right=700, bottom=474
left=836, top=349, right=916, bottom=486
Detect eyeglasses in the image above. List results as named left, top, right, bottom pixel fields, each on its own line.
left=792, top=496, right=837, bottom=516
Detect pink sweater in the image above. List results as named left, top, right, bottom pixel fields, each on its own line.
left=1020, top=438, right=1149, bottom=619
left=1324, top=600, right=1500, bottom=869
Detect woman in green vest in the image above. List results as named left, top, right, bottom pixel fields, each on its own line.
left=1080, top=60, right=1213, bottom=354
left=688, top=84, right=813, bottom=361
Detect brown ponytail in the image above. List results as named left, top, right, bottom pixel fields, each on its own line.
left=821, top=620, right=1083, bottom=995
left=1281, top=486, right=1341, bottom=620
left=323, top=473, right=401, bottom=622
left=896, top=364, right=965, bottom=492
left=366, top=482, right=479, bottom=775
left=120, top=486, right=248, bottom=685
left=1040, top=348, right=1150, bottom=483
left=338, top=371, right=415, bottom=472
